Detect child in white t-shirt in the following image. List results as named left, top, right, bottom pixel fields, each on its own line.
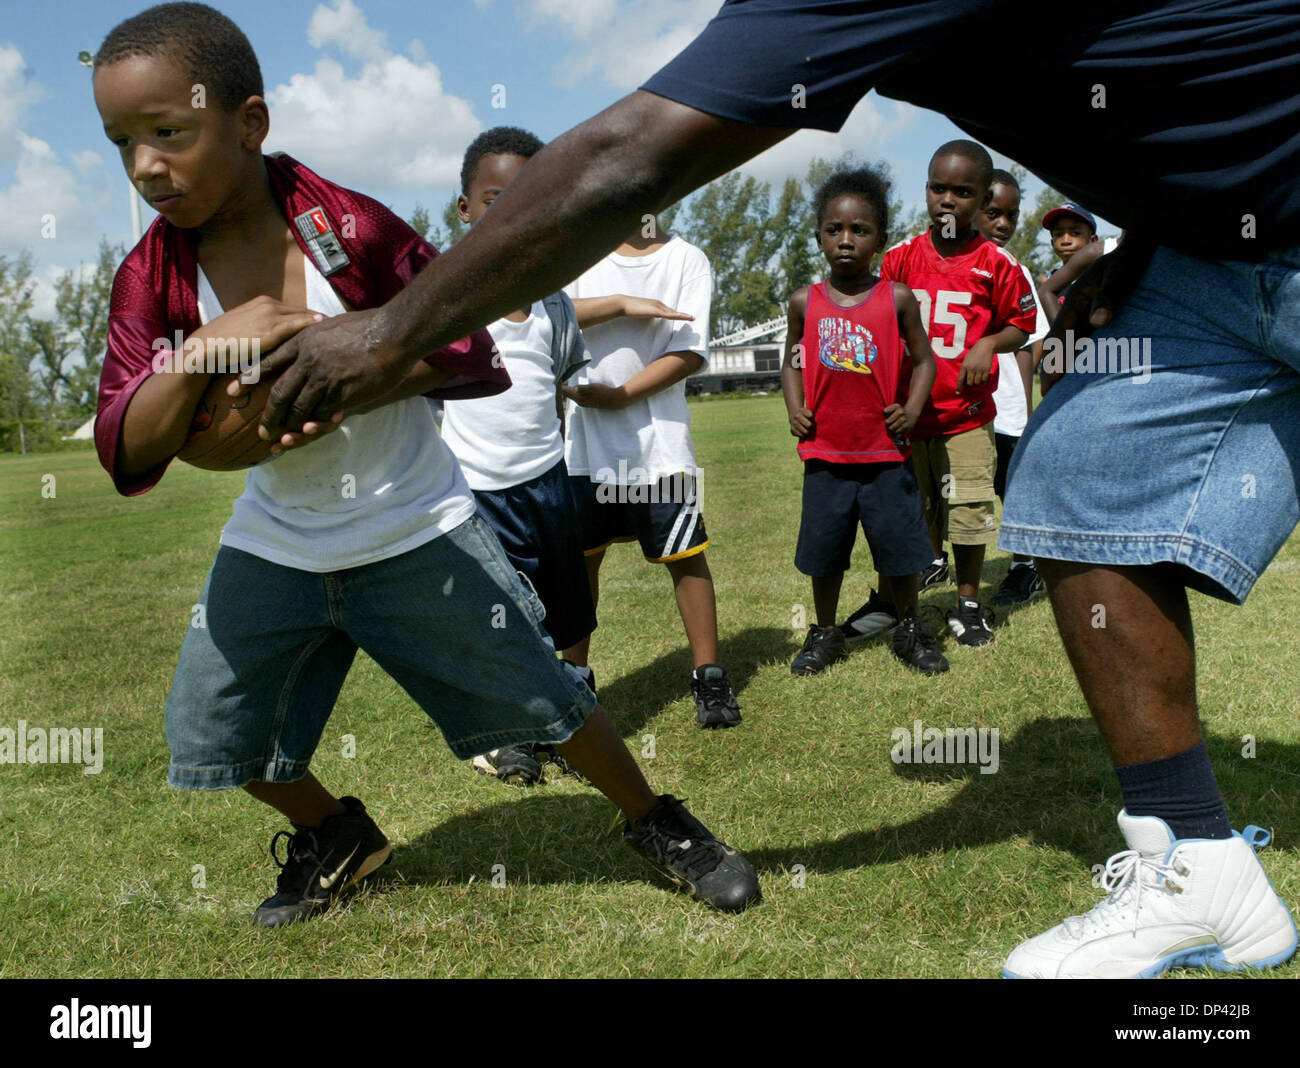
left=439, top=127, right=597, bottom=786
left=563, top=222, right=742, bottom=728
left=977, top=169, right=1050, bottom=606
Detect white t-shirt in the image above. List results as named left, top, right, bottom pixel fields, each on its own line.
left=563, top=236, right=711, bottom=484
left=198, top=256, right=475, bottom=572
left=992, top=263, right=1049, bottom=438
left=440, top=302, right=562, bottom=491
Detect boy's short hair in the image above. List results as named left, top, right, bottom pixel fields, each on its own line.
left=989, top=168, right=1020, bottom=191
left=460, top=127, right=545, bottom=194
left=930, top=139, right=994, bottom=188
left=812, top=163, right=892, bottom=232
left=96, top=3, right=263, bottom=112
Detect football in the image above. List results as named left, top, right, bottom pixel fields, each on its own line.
left=176, top=373, right=279, bottom=471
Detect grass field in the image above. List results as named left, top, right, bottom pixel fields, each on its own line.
left=2, top=393, right=1298, bottom=979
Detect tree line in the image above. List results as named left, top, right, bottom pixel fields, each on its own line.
left=411, top=158, right=1065, bottom=340
left=0, top=160, right=1065, bottom=453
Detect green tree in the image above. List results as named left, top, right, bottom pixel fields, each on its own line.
left=409, top=204, right=432, bottom=240
left=0, top=251, right=37, bottom=452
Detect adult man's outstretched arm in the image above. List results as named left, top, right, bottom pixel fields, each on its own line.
left=258, top=91, right=791, bottom=433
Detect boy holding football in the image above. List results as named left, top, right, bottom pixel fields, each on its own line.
left=92, top=2, right=759, bottom=925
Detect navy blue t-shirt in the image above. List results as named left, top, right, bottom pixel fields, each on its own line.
left=641, top=0, right=1300, bottom=260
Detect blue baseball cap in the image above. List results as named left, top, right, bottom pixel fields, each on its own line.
left=1042, top=202, right=1097, bottom=233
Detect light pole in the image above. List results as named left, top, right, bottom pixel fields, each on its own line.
left=78, top=50, right=142, bottom=244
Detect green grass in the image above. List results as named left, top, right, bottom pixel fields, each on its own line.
left=1, top=394, right=1297, bottom=978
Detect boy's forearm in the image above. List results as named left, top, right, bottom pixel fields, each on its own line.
left=621, top=351, right=704, bottom=403
left=117, top=370, right=216, bottom=480
left=905, top=360, right=936, bottom=416
left=987, top=326, right=1029, bottom=353
left=571, top=296, right=626, bottom=328
left=781, top=363, right=805, bottom=414
left=1017, top=348, right=1035, bottom=413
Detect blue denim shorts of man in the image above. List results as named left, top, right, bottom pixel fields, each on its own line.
left=164, top=514, right=598, bottom=789
left=1001, top=244, right=1300, bottom=604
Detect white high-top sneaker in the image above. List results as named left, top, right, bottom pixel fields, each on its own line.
left=1003, top=810, right=1298, bottom=978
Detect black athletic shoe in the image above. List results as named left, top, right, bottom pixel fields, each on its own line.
left=624, top=794, right=761, bottom=912
left=890, top=612, right=950, bottom=675
left=473, top=744, right=544, bottom=785
left=791, top=624, right=848, bottom=675
left=254, top=796, right=391, bottom=928
left=839, top=590, right=899, bottom=644
left=691, top=664, right=742, bottom=728
left=920, top=553, right=950, bottom=591
left=946, top=597, right=995, bottom=646
left=991, top=563, right=1045, bottom=606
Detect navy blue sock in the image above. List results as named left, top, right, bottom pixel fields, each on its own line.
left=1114, top=741, right=1231, bottom=840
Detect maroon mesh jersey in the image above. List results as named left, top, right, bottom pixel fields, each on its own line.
left=96, top=153, right=507, bottom=495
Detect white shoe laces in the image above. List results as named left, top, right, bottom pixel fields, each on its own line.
left=1063, top=849, right=1188, bottom=938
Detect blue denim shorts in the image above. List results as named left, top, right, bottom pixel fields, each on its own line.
left=164, top=514, right=597, bottom=789
left=1001, top=245, right=1300, bottom=604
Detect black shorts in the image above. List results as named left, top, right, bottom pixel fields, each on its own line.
left=994, top=432, right=1019, bottom=501
left=570, top=472, right=709, bottom=563
left=472, top=460, right=596, bottom=651
left=795, top=458, right=934, bottom=578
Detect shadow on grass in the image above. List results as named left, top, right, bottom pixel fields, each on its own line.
left=747, top=719, right=1300, bottom=873
left=380, top=722, right=1298, bottom=895
left=382, top=791, right=652, bottom=890
left=597, top=626, right=793, bottom=736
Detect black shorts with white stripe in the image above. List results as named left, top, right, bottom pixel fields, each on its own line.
left=569, top=472, right=709, bottom=563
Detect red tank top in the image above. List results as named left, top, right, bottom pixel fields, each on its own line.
left=798, top=280, right=910, bottom=463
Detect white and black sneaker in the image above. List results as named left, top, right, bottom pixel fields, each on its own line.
left=473, top=744, right=544, bottom=786
left=839, top=590, right=898, bottom=643
left=919, top=553, right=950, bottom=590
left=254, top=796, right=392, bottom=928
left=625, top=794, right=761, bottom=912
left=992, top=562, right=1045, bottom=606
left=946, top=597, right=995, bottom=646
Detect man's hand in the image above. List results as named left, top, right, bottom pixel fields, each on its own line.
left=957, top=338, right=995, bottom=392
left=248, top=308, right=412, bottom=434
left=1041, top=236, right=1156, bottom=395
left=789, top=406, right=814, bottom=439
left=562, top=382, right=630, bottom=409
left=884, top=403, right=916, bottom=438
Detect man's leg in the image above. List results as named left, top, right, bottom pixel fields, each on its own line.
left=1036, top=559, right=1229, bottom=837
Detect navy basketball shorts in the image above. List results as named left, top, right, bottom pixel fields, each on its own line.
left=472, top=459, right=597, bottom=651
left=795, top=458, right=935, bottom=578
left=569, top=471, right=709, bottom=563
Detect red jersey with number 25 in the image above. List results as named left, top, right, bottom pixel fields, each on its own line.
left=880, top=231, right=1035, bottom=439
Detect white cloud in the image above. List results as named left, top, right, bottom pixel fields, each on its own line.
left=737, top=94, right=919, bottom=188
left=266, top=2, right=480, bottom=190
left=307, top=0, right=391, bottom=64
left=0, top=43, right=43, bottom=163
left=527, top=0, right=718, bottom=90
left=0, top=134, right=89, bottom=246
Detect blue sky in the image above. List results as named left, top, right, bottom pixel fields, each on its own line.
left=3, top=0, right=1082, bottom=316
